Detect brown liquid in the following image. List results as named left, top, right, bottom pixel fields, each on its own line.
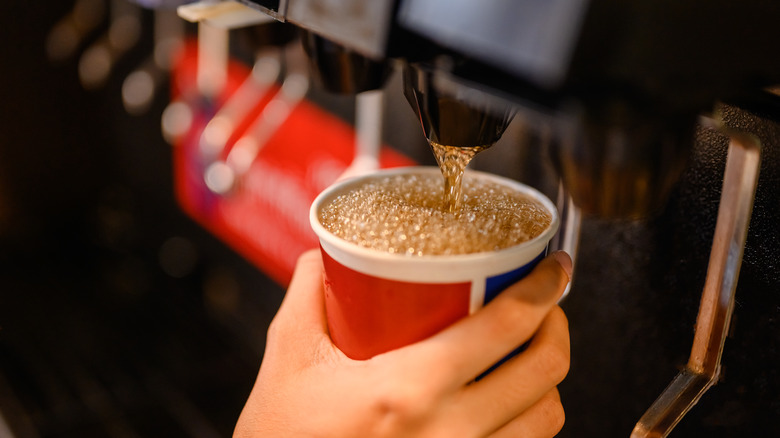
left=318, top=173, right=551, bottom=256
left=430, top=141, right=487, bottom=213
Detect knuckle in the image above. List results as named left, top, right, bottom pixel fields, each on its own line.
left=538, top=391, right=566, bottom=436
left=534, top=307, right=571, bottom=383
left=491, top=301, right=532, bottom=335
left=371, top=381, right=434, bottom=426
left=489, top=292, right=544, bottom=339
left=536, top=340, right=570, bottom=383
left=551, top=306, right=570, bottom=331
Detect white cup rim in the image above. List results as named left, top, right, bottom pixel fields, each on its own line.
left=309, top=166, right=559, bottom=281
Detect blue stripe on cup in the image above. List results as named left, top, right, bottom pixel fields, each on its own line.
left=484, top=252, right=545, bottom=305
left=477, top=251, right=545, bottom=380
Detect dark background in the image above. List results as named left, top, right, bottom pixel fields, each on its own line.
left=1, top=2, right=779, bottom=437
left=0, top=2, right=284, bottom=436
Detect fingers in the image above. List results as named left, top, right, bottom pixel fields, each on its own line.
left=488, top=388, right=565, bottom=438
left=400, top=252, right=571, bottom=386
left=456, top=306, right=569, bottom=435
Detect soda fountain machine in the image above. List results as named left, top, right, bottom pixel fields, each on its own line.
left=6, top=1, right=775, bottom=436
left=192, top=1, right=779, bottom=437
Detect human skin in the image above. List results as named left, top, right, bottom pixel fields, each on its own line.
left=234, top=249, right=572, bottom=438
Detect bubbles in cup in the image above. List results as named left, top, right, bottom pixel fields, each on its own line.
left=318, top=173, right=551, bottom=256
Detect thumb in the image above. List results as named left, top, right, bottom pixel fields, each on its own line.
left=274, top=249, right=329, bottom=337
left=264, top=249, right=332, bottom=369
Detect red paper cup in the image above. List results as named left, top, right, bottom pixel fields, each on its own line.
left=309, top=166, right=559, bottom=360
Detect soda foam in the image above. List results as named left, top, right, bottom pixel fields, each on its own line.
left=318, top=173, right=551, bottom=256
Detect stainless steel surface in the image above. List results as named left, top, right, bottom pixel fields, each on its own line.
left=398, top=0, right=588, bottom=88
left=631, top=122, right=762, bottom=438
left=236, top=0, right=289, bottom=21
left=242, top=0, right=780, bottom=223
left=287, top=0, right=395, bottom=59
left=300, top=30, right=392, bottom=94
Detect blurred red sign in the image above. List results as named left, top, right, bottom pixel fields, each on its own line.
left=169, top=42, right=414, bottom=286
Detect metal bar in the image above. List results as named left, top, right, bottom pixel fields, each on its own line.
left=631, top=126, right=761, bottom=438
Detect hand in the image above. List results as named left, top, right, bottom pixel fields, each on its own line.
left=234, top=249, right=572, bottom=438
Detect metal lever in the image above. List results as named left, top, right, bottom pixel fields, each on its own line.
left=203, top=73, right=310, bottom=194
left=631, top=123, right=761, bottom=438
left=122, top=8, right=185, bottom=115
left=78, top=0, right=142, bottom=90
left=198, top=54, right=281, bottom=159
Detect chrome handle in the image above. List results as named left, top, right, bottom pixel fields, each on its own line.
left=631, top=122, right=761, bottom=438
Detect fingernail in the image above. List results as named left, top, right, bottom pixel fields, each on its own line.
left=552, top=251, right=573, bottom=278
